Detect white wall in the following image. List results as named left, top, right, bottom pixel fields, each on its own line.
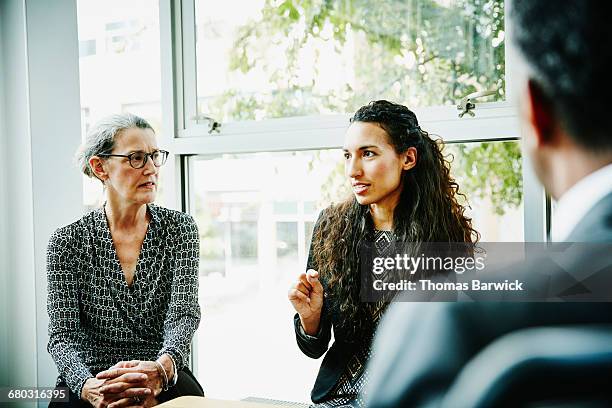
left=0, top=1, right=82, bottom=405
left=24, top=0, right=83, bottom=392
left=0, top=0, right=10, bottom=387
left=1, top=1, right=38, bottom=397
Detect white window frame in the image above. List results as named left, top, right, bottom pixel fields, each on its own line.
left=159, top=0, right=548, bottom=383
left=160, top=0, right=546, bottom=243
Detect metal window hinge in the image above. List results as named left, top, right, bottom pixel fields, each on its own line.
left=457, top=89, right=498, bottom=118
left=192, top=115, right=222, bottom=133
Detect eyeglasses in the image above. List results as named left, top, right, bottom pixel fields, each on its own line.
left=98, top=150, right=169, bottom=169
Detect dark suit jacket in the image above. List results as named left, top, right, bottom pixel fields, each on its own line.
left=364, top=191, right=612, bottom=408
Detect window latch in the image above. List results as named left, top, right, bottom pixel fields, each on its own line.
left=192, top=115, right=222, bottom=133
left=457, top=89, right=498, bottom=118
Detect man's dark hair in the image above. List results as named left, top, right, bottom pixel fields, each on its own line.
left=511, top=0, right=612, bottom=151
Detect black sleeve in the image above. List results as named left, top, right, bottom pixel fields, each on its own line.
left=293, top=209, right=333, bottom=359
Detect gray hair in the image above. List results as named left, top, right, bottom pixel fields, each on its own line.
left=77, top=112, right=154, bottom=178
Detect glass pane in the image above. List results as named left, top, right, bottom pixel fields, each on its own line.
left=274, top=202, right=298, bottom=215
left=76, top=0, right=164, bottom=210
left=276, top=221, right=298, bottom=259
left=231, top=221, right=258, bottom=260
left=192, top=150, right=340, bottom=402
left=195, top=0, right=505, bottom=123
left=446, top=140, right=524, bottom=241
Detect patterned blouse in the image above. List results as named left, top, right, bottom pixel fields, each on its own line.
left=46, top=204, right=201, bottom=397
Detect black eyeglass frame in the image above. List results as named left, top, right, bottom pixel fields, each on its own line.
left=97, top=149, right=169, bottom=169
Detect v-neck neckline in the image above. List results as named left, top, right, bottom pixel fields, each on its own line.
left=100, top=204, right=153, bottom=290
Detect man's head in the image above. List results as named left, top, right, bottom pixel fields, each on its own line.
left=511, top=0, right=612, bottom=199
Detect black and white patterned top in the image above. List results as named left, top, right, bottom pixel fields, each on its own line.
left=46, top=204, right=201, bottom=397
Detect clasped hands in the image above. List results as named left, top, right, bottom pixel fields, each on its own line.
left=82, top=358, right=171, bottom=408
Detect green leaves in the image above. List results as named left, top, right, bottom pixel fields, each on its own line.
left=278, top=0, right=300, bottom=20
left=221, top=0, right=505, bottom=115
left=203, top=0, right=520, bottom=214
left=447, top=141, right=522, bottom=215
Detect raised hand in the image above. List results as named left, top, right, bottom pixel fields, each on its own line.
left=288, top=269, right=324, bottom=335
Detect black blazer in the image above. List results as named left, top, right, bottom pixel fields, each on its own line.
left=365, top=191, right=612, bottom=407
left=293, top=308, right=371, bottom=403
left=293, top=209, right=376, bottom=403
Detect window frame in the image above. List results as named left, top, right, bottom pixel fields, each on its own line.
left=160, top=0, right=546, bottom=242
left=159, top=0, right=548, bottom=380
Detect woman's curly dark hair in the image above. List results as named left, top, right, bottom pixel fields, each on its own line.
left=311, top=100, right=479, bottom=337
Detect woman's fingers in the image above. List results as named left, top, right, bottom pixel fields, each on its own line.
left=298, top=273, right=313, bottom=290
left=99, top=373, right=148, bottom=392
left=102, top=387, right=151, bottom=400
left=306, top=269, right=324, bottom=294
left=288, top=288, right=310, bottom=304
left=107, top=396, right=145, bottom=408
left=98, top=368, right=147, bottom=380
left=289, top=270, right=323, bottom=304
left=293, top=281, right=310, bottom=296
left=100, top=379, right=151, bottom=394
left=112, top=360, right=140, bottom=369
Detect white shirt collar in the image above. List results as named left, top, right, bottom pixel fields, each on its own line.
left=552, top=163, right=612, bottom=242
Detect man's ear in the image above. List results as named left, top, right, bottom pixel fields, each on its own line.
left=401, top=147, right=417, bottom=171
left=88, top=156, right=108, bottom=181
left=526, top=79, right=556, bottom=147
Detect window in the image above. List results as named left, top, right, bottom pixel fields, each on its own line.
left=105, top=20, right=138, bottom=31
left=160, top=0, right=545, bottom=402
left=80, top=107, right=91, bottom=135
left=191, top=151, right=332, bottom=401
left=447, top=140, right=523, bottom=241
left=105, top=19, right=145, bottom=54
left=193, top=0, right=505, bottom=124
left=276, top=222, right=298, bottom=259
left=79, top=39, right=97, bottom=57
left=76, top=0, right=163, bottom=210
left=189, top=140, right=523, bottom=400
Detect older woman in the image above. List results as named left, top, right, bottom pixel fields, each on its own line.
left=47, top=113, right=203, bottom=407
